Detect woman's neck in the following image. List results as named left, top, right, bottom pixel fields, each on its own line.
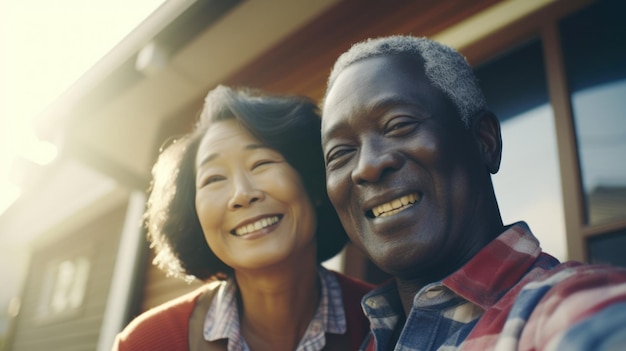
left=235, top=252, right=320, bottom=351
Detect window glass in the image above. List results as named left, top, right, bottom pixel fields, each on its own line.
left=588, top=229, right=626, bottom=267
left=475, top=39, right=567, bottom=260
left=37, top=256, right=91, bottom=320
left=560, top=0, right=626, bottom=225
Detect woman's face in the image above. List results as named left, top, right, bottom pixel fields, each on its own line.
left=194, top=119, right=317, bottom=272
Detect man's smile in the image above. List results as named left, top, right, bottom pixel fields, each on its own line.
left=369, top=193, right=420, bottom=218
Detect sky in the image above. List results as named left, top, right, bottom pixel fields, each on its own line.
left=0, top=0, right=166, bottom=214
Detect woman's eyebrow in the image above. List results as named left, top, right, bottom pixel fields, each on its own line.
left=197, top=153, right=219, bottom=169
left=197, top=143, right=269, bottom=168
left=245, top=143, right=267, bottom=151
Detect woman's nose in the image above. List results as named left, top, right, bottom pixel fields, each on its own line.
left=227, top=174, right=264, bottom=209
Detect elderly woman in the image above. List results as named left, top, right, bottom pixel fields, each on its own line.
left=113, top=85, right=372, bottom=351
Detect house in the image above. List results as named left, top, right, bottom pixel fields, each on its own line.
left=1, top=0, right=624, bottom=350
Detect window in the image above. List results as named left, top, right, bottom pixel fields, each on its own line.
left=559, top=0, right=626, bottom=227
left=37, top=255, right=91, bottom=320
left=475, top=39, right=567, bottom=260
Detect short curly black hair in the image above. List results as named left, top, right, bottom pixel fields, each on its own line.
left=145, top=85, right=348, bottom=281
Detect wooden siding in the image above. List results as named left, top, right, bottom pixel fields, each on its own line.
left=223, top=0, right=503, bottom=101
left=8, top=203, right=127, bottom=351
left=161, top=0, right=504, bottom=133
left=138, top=251, right=203, bottom=313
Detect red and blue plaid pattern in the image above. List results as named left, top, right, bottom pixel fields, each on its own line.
left=361, top=222, right=626, bottom=350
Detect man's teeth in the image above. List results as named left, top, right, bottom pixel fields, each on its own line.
left=234, top=216, right=280, bottom=236
left=372, top=193, right=418, bottom=218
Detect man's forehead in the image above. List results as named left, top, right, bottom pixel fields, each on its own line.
left=326, top=55, right=427, bottom=99
left=323, top=56, right=431, bottom=117
left=323, top=58, right=389, bottom=122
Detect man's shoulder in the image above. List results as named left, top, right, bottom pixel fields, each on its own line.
left=525, top=259, right=626, bottom=291
left=515, top=262, right=626, bottom=349
left=511, top=258, right=626, bottom=311
left=465, top=261, right=626, bottom=349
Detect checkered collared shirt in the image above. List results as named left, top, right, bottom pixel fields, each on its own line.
left=203, top=266, right=346, bottom=351
left=361, top=222, right=626, bottom=351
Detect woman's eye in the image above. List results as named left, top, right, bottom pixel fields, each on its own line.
left=252, top=160, right=275, bottom=170
left=200, top=175, right=224, bottom=187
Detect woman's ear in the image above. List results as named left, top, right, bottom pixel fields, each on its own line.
left=472, top=110, right=502, bottom=174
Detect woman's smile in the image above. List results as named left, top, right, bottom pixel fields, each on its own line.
left=232, top=214, right=282, bottom=237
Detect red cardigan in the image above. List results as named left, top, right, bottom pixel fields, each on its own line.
left=113, top=272, right=373, bottom=350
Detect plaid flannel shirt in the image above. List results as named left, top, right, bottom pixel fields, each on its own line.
left=361, top=222, right=626, bottom=351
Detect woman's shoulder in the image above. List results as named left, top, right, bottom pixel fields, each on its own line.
left=113, top=281, right=224, bottom=351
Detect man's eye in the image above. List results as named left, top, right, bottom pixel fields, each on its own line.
left=326, top=147, right=353, bottom=166
left=385, top=116, right=420, bottom=135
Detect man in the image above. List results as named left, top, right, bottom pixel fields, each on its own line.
left=321, top=35, right=626, bottom=350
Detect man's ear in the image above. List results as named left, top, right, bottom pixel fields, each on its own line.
left=472, top=110, right=502, bottom=174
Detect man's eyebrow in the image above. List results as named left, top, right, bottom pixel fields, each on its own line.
left=321, top=121, right=345, bottom=147
left=197, top=143, right=268, bottom=168
left=322, top=95, right=421, bottom=144
left=367, top=95, right=422, bottom=112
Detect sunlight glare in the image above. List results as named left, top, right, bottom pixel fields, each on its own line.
left=0, top=182, right=21, bottom=215
left=0, top=0, right=167, bottom=214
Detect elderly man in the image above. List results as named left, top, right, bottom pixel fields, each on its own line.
left=321, top=35, right=626, bottom=351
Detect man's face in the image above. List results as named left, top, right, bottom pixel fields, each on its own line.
left=322, top=55, right=494, bottom=279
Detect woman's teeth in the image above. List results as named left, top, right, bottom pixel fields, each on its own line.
left=234, top=216, right=280, bottom=236
left=372, top=193, right=418, bottom=218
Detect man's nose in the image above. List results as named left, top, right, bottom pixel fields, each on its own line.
left=228, top=174, right=264, bottom=209
left=351, top=140, right=404, bottom=185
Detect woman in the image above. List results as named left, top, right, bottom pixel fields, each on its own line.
left=113, top=85, right=373, bottom=351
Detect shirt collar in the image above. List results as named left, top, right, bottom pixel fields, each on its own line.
left=362, top=222, right=542, bottom=318
left=298, top=267, right=347, bottom=350
left=203, top=266, right=346, bottom=350
left=203, top=277, right=243, bottom=350
left=442, top=221, right=542, bottom=309
left=317, top=266, right=347, bottom=334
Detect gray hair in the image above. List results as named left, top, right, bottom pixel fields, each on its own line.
left=324, top=35, right=487, bottom=127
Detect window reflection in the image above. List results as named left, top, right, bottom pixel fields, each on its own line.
left=475, top=40, right=567, bottom=260
left=560, top=0, right=626, bottom=226
left=571, top=81, right=626, bottom=224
